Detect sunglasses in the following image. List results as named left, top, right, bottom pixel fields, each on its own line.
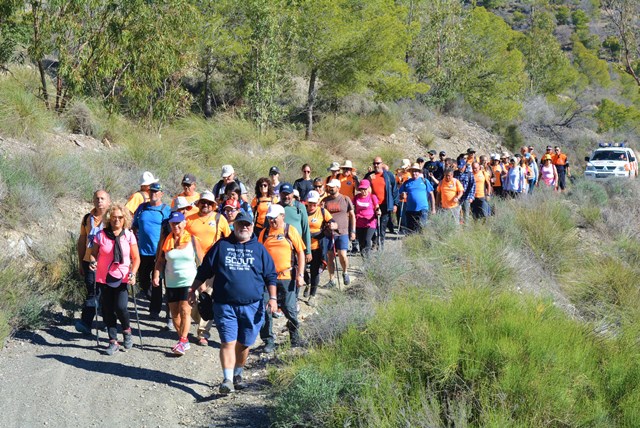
left=199, top=200, right=215, bottom=205
left=303, top=170, right=311, bottom=173
left=236, top=223, right=252, bottom=229
left=182, top=183, right=194, bottom=187
left=112, top=216, right=124, bottom=220
left=372, top=162, right=381, bottom=165
left=150, top=190, right=161, bottom=193
left=260, top=183, right=269, bottom=187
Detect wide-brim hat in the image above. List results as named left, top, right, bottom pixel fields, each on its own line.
left=174, top=196, right=193, bottom=211
left=400, top=159, right=411, bottom=169
left=341, top=160, right=354, bottom=169
left=140, top=171, right=159, bottom=186
left=408, top=163, right=422, bottom=172
left=327, top=162, right=341, bottom=172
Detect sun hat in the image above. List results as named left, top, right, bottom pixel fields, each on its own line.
left=199, top=190, right=216, bottom=203
left=341, top=160, right=354, bottom=169
left=490, top=153, right=500, bottom=161
left=174, top=196, right=193, bottom=211
left=220, top=165, right=235, bottom=178
left=266, top=204, right=285, bottom=218
left=408, top=163, right=422, bottom=172
left=358, top=179, right=371, bottom=189
left=326, top=179, right=341, bottom=188
left=306, top=190, right=321, bottom=203
left=400, top=159, right=411, bottom=169
left=139, top=171, right=159, bottom=186
left=327, top=162, right=341, bottom=172
left=168, top=211, right=185, bottom=223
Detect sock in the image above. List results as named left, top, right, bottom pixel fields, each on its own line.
left=233, top=367, right=243, bottom=377
left=223, top=368, right=234, bottom=381
left=179, top=336, right=188, bottom=343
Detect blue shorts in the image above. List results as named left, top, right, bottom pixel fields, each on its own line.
left=330, top=234, right=349, bottom=251
left=213, top=300, right=264, bottom=346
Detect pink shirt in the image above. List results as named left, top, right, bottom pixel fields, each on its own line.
left=355, top=193, right=379, bottom=229
left=93, top=229, right=137, bottom=286
left=541, top=164, right=556, bottom=186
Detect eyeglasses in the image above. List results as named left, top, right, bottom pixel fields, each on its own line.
left=372, top=162, right=381, bottom=165
left=268, top=217, right=280, bottom=222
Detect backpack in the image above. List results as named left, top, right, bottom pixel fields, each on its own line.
left=136, top=202, right=170, bottom=235
left=213, top=178, right=243, bottom=201
left=82, top=212, right=103, bottom=249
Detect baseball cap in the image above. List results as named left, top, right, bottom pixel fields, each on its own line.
left=326, top=179, right=341, bottom=188
left=181, top=173, right=196, bottom=185
left=306, top=190, right=321, bottom=203
left=266, top=203, right=285, bottom=218
left=428, top=149, right=437, bottom=155
left=467, top=148, right=476, bottom=154
left=417, top=157, right=425, bottom=163
left=199, top=190, right=216, bottom=203
left=220, top=165, right=234, bottom=178
left=439, top=151, right=446, bottom=156
left=234, top=211, right=253, bottom=225
left=400, top=159, right=411, bottom=169
left=139, top=171, right=159, bottom=186
left=546, top=145, right=553, bottom=150
left=149, top=182, right=163, bottom=192
left=280, top=182, right=294, bottom=194
left=269, top=166, right=280, bottom=176
left=224, top=199, right=241, bottom=210
left=327, top=162, right=340, bottom=172
left=313, top=177, right=323, bottom=186
left=174, top=196, right=192, bottom=211
left=358, top=179, right=371, bottom=189
left=491, top=154, right=500, bottom=161
left=501, top=151, right=510, bottom=158
left=168, top=211, right=185, bottom=223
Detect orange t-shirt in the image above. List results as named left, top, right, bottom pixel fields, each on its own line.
left=437, top=178, right=464, bottom=209
left=397, top=171, right=411, bottom=201
left=474, top=171, right=487, bottom=198
left=125, top=190, right=148, bottom=214
left=339, top=175, right=358, bottom=200
left=259, top=225, right=306, bottom=279
left=171, top=191, right=200, bottom=215
left=185, top=212, right=231, bottom=253
left=307, top=207, right=333, bottom=250
left=552, top=153, right=568, bottom=166
left=369, top=172, right=386, bottom=206
left=251, top=196, right=279, bottom=229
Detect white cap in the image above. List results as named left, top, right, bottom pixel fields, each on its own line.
left=326, top=179, right=341, bottom=188
left=266, top=203, right=285, bottom=218
left=174, top=196, right=192, bottom=210
left=293, top=189, right=300, bottom=199
left=220, top=165, right=234, bottom=178
left=341, top=160, right=354, bottom=169
left=400, top=159, right=411, bottom=169
left=490, top=153, right=500, bottom=161
left=306, top=190, right=320, bottom=203
left=140, top=171, right=159, bottom=186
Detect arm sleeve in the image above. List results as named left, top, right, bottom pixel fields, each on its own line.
left=195, top=241, right=219, bottom=282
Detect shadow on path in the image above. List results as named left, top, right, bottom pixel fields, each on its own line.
left=38, top=354, right=210, bottom=400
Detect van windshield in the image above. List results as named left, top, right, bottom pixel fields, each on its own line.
left=592, top=150, right=627, bottom=161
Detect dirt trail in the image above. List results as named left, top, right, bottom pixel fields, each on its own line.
left=0, top=238, right=399, bottom=428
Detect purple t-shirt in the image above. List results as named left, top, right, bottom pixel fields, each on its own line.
left=93, top=229, right=137, bottom=286
left=355, top=193, right=379, bottom=229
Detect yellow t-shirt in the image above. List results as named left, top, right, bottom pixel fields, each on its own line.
left=259, top=225, right=306, bottom=280
left=474, top=171, right=486, bottom=198
left=171, top=191, right=201, bottom=215
left=307, top=208, right=333, bottom=250
left=251, top=196, right=279, bottom=229
left=125, top=190, right=148, bottom=214
left=339, top=175, right=358, bottom=200
left=185, top=212, right=231, bottom=253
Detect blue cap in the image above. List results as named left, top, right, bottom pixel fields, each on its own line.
left=280, top=182, right=294, bottom=194
left=168, top=211, right=185, bottom=223
left=149, top=182, right=163, bottom=192
left=234, top=211, right=253, bottom=224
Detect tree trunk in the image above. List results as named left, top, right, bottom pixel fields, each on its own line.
left=203, top=63, right=213, bottom=118
left=37, top=60, right=49, bottom=109
left=305, top=68, right=318, bottom=140
left=31, top=1, right=49, bottom=109
left=55, top=75, right=62, bottom=112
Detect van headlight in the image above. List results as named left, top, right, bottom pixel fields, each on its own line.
left=616, top=166, right=626, bottom=171
left=585, top=165, right=595, bottom=171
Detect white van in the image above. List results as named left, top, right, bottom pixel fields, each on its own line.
left=584, top=143, right=638, bottom=180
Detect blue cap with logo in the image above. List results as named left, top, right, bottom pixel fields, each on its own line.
left=168, top=211, right=185, bottom=223
left=280, top=182, right=294, bottom=194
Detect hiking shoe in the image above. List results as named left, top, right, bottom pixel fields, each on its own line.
left=123, top=331, right=134, bottom=350
left=172, top=341, right=190, bottom=356
left=273, top=309, right=284, bottom=319
left=343, top=273, right=350, bottom=285
left=74, top=320, right=91, bottom=335
left=233, top=375, right=248, bottom=391
left=219, top=378, right=234, bottom=394
left=197, top=337, right=208, bottom=346
left=307, top=296, right=317, bottom=307
left=324, top=279, right=336, bottom=289
left=105, top=340, right=120, bottom=355
left=302, top=286, right=309, bottom=299
left=164, top=319, right=174, bottom=331
left=263, top=341, right=276, bottom=354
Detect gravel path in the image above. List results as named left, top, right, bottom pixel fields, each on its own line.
left=0, top=238, right=395, bottom=427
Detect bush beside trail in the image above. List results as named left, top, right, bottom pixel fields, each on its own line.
left=272, top=181, right=640, bottom=427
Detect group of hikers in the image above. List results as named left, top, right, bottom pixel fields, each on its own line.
left=75, top=144, right=570, bottom=394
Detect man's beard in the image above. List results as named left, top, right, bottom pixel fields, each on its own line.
left=234, top=228, right=252, bottom=241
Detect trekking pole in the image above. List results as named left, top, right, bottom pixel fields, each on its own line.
left=332, top=230, right=342, bottom=291
left=397, top=201, right=405, bottom=240
left=376, top=213, right=381, bottom=250
left=93, top=277, right=100, bottom=347
left=130, top=284, right=144, bottom=349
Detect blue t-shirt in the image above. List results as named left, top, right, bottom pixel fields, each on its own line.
left=399, top=178, right=433, bottom=212
left=195, top=235, right=277, bottom=305
left=132, top=203, right=171, bottom=256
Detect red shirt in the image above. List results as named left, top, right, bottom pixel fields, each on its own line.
left=370, top=172, right=386, bottom=206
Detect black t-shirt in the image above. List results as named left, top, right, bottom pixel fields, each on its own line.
left=423, top=160, right=444, bottom=184
left=293, top=178, right=314, bottom=202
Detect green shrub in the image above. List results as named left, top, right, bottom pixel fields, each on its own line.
left=273, top=288, right=640, bottom=426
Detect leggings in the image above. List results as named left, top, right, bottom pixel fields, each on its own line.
left=356, top=227, right=375, bottom=258
left=303, top=248, right=324, bottom=297
left=100, top=282, right=130, bottom=341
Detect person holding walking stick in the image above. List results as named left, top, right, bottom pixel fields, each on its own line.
left=89, top=204, right=140, bottom=355
left=322, top=179, right=355, bottom=288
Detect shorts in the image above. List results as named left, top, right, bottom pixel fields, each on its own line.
left=213, top=300, right=264, bottom=346
left=330, top=234, right=349, bottom=251
left=166, top=287, right=190, bottom=303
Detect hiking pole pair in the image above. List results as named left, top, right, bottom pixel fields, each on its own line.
left=130, top=284, right=144, bottom=349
